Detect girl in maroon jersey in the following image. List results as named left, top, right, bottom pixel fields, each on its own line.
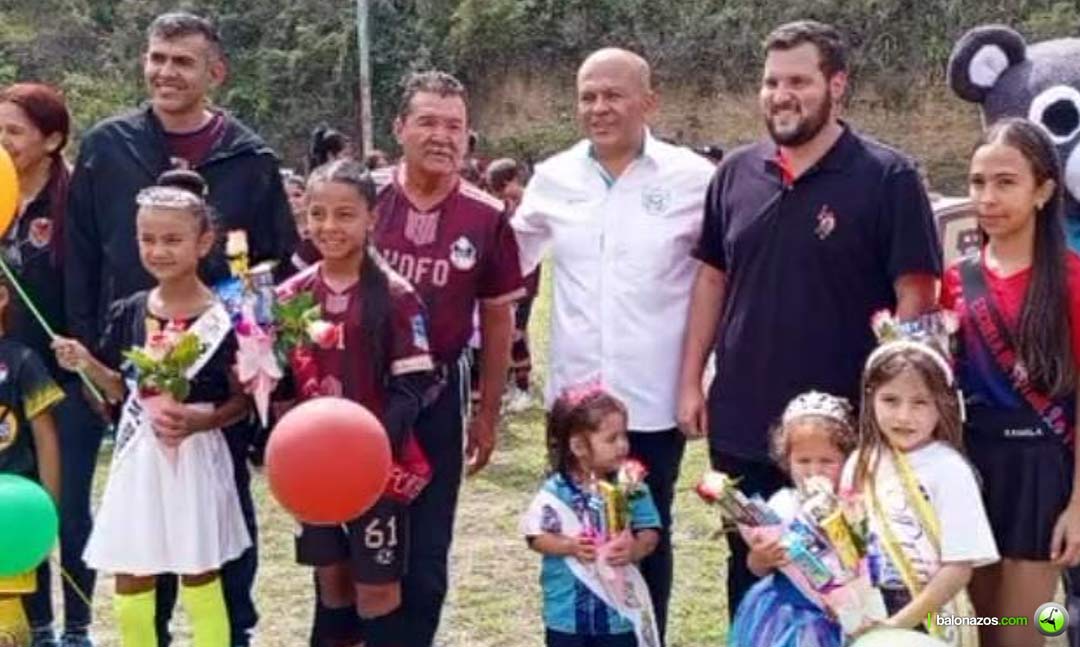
left=276, top=158, right=438, bottom=647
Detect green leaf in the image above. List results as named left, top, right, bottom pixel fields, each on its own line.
left=123, top=348, right=158, bottom=373
left=169, top=334, right=203, bottom=367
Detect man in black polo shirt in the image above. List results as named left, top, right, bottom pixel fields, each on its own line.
left=677, top=20, right=941, bottom=615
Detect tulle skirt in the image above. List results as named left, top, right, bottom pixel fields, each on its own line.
left=84, top=411, right=251, bottom=576
left=728, top=573, right=842, bottom=647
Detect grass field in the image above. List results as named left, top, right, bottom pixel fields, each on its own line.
left=65, top=266, right=1070, bottom=646
left=74, top=267, right=731, bottom=646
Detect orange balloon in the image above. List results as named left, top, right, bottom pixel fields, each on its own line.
left=0, top=147, right=17, bottom=238
left=266, top=397, right=392, bottom=524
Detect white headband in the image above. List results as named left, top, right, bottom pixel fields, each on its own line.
left=865, top=339, right=955, bottom=386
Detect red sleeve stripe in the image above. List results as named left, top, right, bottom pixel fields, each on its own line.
left=459, top=181, right=506, bottom=213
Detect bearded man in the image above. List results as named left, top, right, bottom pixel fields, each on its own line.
left=675, top=20, right=942, bottom=614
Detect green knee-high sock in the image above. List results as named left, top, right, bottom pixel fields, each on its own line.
left=180, top=578, right=230, bottom=647
left=113, top=589, right=157, bottom=647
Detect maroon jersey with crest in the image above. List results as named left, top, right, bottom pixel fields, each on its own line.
left=275, top=261, right=434, bottom=415
left=373, top=168, right=525, bottom=363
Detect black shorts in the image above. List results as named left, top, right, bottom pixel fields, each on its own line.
left=296, top=498, right=409, bottom=584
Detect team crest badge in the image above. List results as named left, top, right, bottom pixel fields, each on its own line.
left=404, top=209, right=440, bottom=246
left=0, top=411, right=18, bottom=451
left=642, top=185, right=671, bottom=216
left=28, top=218, right=53, bottom=248
left=449, top=236, right=477, bottom=271
left=814, top=205, right=837, bottom=240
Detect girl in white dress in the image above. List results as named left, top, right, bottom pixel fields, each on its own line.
left=53, top=170, right=251, bottom=647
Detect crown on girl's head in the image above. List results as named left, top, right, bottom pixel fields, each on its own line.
left=560, top=375, right=607, bottom=408
left=782, top=391, right=854, bottom=427
left=867, top=309, right=959, bottom=385
left=135, top=186, right=204, bottom=210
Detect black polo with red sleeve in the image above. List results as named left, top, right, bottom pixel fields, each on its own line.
left=694, top=125, right=942, bottom=460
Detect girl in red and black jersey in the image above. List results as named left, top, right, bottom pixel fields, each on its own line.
left=276, top=158, right=438, bottom=647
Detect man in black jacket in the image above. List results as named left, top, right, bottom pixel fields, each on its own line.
left=64, top=12, right=296, bottom=647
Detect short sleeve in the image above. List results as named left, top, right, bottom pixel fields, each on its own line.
left=521, top=480, right=566, bottom=537
left=478, top=213, right=525, bottom=304
left=939, top=264, right=962, bottom=311
left=629, top=487, right=661, bottom=530
left=510, top=177, right=554, bottom=276
left=878, top=168, right=943, bottom=281
left=216, top=330, right=240, bottom=374
left=97, top=297, right=135, bottom=370
left=931, top=448, right=1000, bottom=567
left=692, top=169, right=728, bottom=271
left=18, top=348, right=64, bottom=419
left=388, top=286, right=436, bottom=376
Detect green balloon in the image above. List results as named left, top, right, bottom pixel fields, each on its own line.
left=0, top=474, right=58, bottom=576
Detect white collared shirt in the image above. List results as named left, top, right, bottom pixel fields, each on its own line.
left=511, top=132, right=714, bottom=430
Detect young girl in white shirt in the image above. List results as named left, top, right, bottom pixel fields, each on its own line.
left=842, top=316, right=999, bottom=646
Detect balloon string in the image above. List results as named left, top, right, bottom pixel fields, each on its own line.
left=0, top=256, right=107, bottom=406
left=57, top=560, right=94, bottom=610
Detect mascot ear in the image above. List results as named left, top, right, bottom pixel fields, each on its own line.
left=948, top=25, right=1027, bottom=104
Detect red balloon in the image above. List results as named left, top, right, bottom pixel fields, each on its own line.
left=266, top=397, right=391, bottom=524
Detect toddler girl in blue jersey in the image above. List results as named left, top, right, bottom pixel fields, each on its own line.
left=521, top=383, right=660, bottom=647
left=728, top=391, right=857, bottom=647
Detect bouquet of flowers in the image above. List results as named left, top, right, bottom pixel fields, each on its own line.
left=124, top=321, right=203, bottom=401
left=581, top=459, right=650, bottom=542
left=218, top=230, right=342, bottom=424
left=271, top=290, right=343, bottom=400
left=575, top=459, right=658, bottom=646
left=697, top=470, right=886, bottom=634
left=124, top=321, right=205, bottom=459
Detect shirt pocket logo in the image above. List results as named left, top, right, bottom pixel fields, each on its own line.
left=814, top=204, right=837, bottom=240
left=642, top=185, right=671, bottom=216
left=28, top=217, right=54, bottom=249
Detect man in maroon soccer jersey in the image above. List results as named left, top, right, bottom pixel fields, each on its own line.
left=371, top=70, right=524, bottom=647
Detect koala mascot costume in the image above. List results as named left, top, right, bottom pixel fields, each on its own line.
left=950, top=25, right=1080, bottom=645
left=948, top=25, right=1080, bottom=252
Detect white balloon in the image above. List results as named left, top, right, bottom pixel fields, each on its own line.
left=850, top=628, right=949, bottom=647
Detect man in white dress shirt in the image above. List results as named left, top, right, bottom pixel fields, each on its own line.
left=511, top=47, right=714, bottom=644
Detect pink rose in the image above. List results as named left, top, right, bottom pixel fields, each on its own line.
left=870, top=309, right=892, bottom=335
left=695, top=470, right=733, bottom=504
left=145, top=332, right=171, bottom=361
left=307, top=320, right=344, bottom=350
left=617, top=459, right=648, bottom=487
